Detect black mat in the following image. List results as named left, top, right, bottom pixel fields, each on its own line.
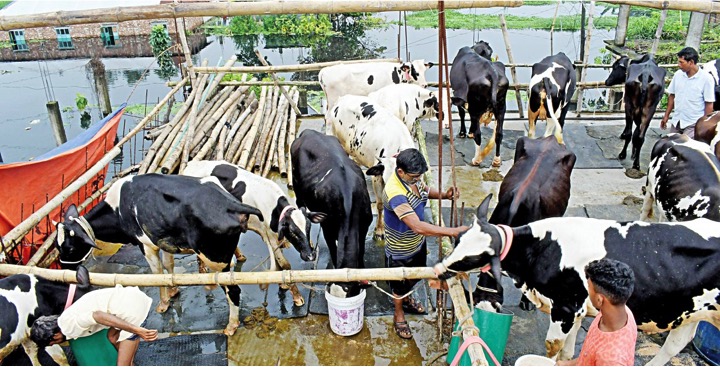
left=135, top=334, right=227, bottom=366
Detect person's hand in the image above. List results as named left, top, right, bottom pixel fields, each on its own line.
left=453, top=225, right=470, bottom=237
left=444, top=187, right=460, bottom=200
left=660, top=116, right=668, bottom=130
left=136, top=327, right=159, bottom=342
left=428, top=279, right=449, bottom=291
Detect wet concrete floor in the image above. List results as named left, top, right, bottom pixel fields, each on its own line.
left=71, top=114, right=710, bottom=366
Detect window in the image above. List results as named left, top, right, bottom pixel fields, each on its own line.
left=55, top=27, right=73, bottom=50
left=150, top=21, right=169, bottom=36
left=100, top=24, right=119, bottom=47
left=9, top=30, right=28, bottom=51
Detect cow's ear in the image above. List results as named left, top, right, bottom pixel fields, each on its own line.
left=514, top=137, right=527, bottom=162
left=76, top=265, right=91, bottom=289
left=423, top=98, right=435, bottom=109
left=476, top=194, right=493, bottom=223
left=425, top=62, right=434, bottom=69
left=308, top=211, right=327, bottom=224
left=490, top=256, right=503, bottom=291
left=563, top=152, right=577, bottom=171
left=65, top=204, right=79, bottom=221
left=366, top=164, right=384, bottom=176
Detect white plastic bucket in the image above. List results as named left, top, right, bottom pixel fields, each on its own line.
left=325, top=289, right=366, bottom=336
left=514, top=354, right=555, bottom=366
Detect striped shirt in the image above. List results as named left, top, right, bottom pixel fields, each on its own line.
left=383, top=171, right=428, bottom=259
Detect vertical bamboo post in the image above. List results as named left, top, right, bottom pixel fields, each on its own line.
left=447, top=276, right=489, bottom=366
left=238, top=86, right=267, bottom=168
left=179, top=60, right=209, bottom=172
left=614, top=4, right=631, bottom=47
left=499, top=14, right=524, bottom=119
left=651, top=8, right=669, bottom=55
left=254, top=49, right=302, bottom=116
left=286, top=89, right=299, bottom=186
left=575, top=1, right=595, bottom=117
left=686, top=11, right=707, bottom=50
left=46, top=101, right=67, bottom=146
left=550, top=1, right=561, bottom=54
left=176, top=17, right=194, bottom=83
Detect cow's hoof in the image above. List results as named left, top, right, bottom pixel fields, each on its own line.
left=223, top=322, right=240, bottom=336
left=519, top=297, right=536, bottom=311
left=373, top=231, right=385, bottom=241
left=458, top=131, right=467, bottom=138
left=471, top=158, right=482, bottom=166
left=280, top=283, right=291, bottom=290
left=168, top=287, right=180, bottom=299
left=236, top=253, right=247, bottom=262
left=156, top=301, right=170, bottom=313
left=204, top=285, right=219, bottom=291
left=443, top=123, right=450, bottom=129
left=293, top=295, right=305, bottom=307
left=259, top=283, right=269, bottom=291
left=491, top=157, right=502, bottom=167
left=618, top=152, right=627, bottom=160
left=467, top=133, right=474, bottom=139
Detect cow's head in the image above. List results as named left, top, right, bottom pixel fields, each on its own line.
left=365, top=149, right=397, bottom=185
left=421, top=91, right=453, bottom=129
left=400, top=59, right=432, bottom=87
left=472, top=40, right=493, bottom=60
left=604, top=56, right=630, bottom=86
left=275, top=206, right=326, bottom=262
left=55, top=204, right=99, bottom=270
left=433, top=195, right=504, bottom=290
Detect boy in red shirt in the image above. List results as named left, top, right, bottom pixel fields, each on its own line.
left=558, top=259, right=637, bottom=366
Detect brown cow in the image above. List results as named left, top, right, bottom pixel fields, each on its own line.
left=694, top=111, right=720, bottom=157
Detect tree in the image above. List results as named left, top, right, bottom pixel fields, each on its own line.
left=149, top=25, right=177, bottom=80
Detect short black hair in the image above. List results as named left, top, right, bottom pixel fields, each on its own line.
left=677, top=47, right=699, bottom=64
left=396, top=148, right=428, bottom=175
left=585, top=259, right=635, bottom=305
left=30, top=315, right=61, bottom=347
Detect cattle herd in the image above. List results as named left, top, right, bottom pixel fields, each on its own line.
left=2, top=41, right=720, bottom=366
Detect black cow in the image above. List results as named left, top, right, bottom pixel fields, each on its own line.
left=290, top=130, right=373, bottom=298
left=695, top=111, right=720, bottom=157
left=701, top=58, right=720, bottom=110
left=473, top=137, right=576, bottom=311
left=641, top=133, right=720, bottom=222
left=435, top=195, right=720, bottom=365
left=54, top=174, right=263, bottom=336
left=450, top=42, right=510, bottom=167
left=182, top=160, right=327, bottom=307
left=527, top=53, right=577, bottom=144
left=0, top=267, right=90, bottom=365
left=605, top=54, right=666, bottom=170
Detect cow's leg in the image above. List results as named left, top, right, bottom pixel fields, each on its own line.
left=371, top=176, right=385, bottom=240
left=160, top=250, right=179, bottom=299
left=618, top=107, right=633, bottom=160
left=262, top=230, right=305, bottom=307
left=234, top=247, right=246, bottom=263
left=545, top=316, right=576, bottom=360
left=44, top=344, right=69, bottom=366
left=492, top=108, right=505, bottom=167
left=472, top=127, right=495, bottom=166
left=640, top=184, right=656, bottom=221
left=558, top=318, right=584, bottom=361
left=20, top=339, right=40, bottom=366
left=222, top=274, right=242, bottom=336
left=646, top=322, right=699, bottom=366
left=144, top=245, right=171, bottom=313
left=457, top=106, right=467, bottom=138
left=528, top=106, right=539, bottom=139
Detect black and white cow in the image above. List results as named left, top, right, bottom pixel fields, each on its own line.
left=54, top=174, right=263, bottom=336
left=450, top=43, right=510, bottom=167
left=701, top=58, right=720, bottom=110
left=291, top=130, right=373, bottom=298
left=641, top=133, right=720, bottom=222
left=326, top=94, right=415, bottom=239
left=318, top=60, right=433, bottom=112
left=0, top=267, right=90, bottom=365
left=695, top=111, right=720, bottom=157
left=605, top=54, right=666, bottom=170
left=473, top=137, right=576, bottom=311
left=182, top=160, right=326, bottom=306
left=435, top=195, right=720, bottom=365
left=367, top=84, right=450, bottom=133
left=527, top=53, right=577, bottom=144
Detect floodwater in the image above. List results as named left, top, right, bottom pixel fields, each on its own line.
left=0, top=5, right=615, bottom=165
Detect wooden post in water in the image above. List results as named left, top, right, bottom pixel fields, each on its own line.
left=46, top=101, right=67, bottom=146
left=89, top=57, right=112, bottom=117
left=614, top=4, right=631, bottom=47
left=499, top=14, right=524, bottom=119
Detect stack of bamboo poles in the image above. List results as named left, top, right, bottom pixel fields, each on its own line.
left=139, top=81, right=300, bottom=179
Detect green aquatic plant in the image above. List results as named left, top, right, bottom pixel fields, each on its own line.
left=402, top=10, right=617, bottom=31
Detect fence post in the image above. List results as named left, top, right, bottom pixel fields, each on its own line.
left=46, top=101, right=67, bottom=146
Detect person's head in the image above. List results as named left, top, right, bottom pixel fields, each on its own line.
left=30, top=315, right=65, bottom=347
left=677, top=47, right=700, bottom=73
left=585, top=259, right=635, bottom=309
left=395, top=148, right=428, bottom=185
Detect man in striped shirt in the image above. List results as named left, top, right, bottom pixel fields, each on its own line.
left=383, top=148, right=469, bottom=339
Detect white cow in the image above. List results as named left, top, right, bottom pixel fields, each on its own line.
left=368, top=84, right=452, bottom=133
left=326, top=95, right=416, bottom=239
left=319, top=60, right=432, bottom=112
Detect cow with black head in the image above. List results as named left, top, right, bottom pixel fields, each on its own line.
left=435, top=194, right=720, bottom=365
left=54, top=173, right=263, bottom=336
left=182, top=160, right=326, bottom=306
left=605, top=54, right=666, bottom=170
left=450, top=42, right=510, bottom=167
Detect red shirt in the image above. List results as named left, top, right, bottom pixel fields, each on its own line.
left=576, top=307, right=637, bottom=366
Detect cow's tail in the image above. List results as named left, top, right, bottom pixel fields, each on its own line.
left=639, top=72, right=650, bottom=114
left=543, top=77, right=563, bottom=143
left=490, top=70, right=500, bottom=109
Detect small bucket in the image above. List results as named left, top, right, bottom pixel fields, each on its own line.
left=693, top=321, right=720, bottom=365
left=447, top=307, right=514, bottom=366
left=514, top=354, right=555, bottom=366
left=325, top=289, right=366, bottom=336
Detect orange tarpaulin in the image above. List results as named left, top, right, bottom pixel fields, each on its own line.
left=0, top=105, right=124, bottom=263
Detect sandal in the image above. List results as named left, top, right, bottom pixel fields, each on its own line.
left=393, top=321, right=413, bottom=339
left=402, top=297, right=426, bottom=314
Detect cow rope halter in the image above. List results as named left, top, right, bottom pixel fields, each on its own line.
left=58, top=216, right=97, bottom=265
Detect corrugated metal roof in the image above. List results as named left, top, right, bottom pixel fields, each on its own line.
left=0, top=0, right=162, bottom=17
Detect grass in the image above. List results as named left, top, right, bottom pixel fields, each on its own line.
left=125, top=103, right=183, bottom=117
left=403, top=10, right=617, bottom=31
left=0, top=1, right=11, bottom=9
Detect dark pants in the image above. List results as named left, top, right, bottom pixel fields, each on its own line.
left=386, top=242, right=427, bottom=295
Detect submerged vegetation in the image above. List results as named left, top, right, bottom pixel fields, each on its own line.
left=403, top=10, right=617, bottom=31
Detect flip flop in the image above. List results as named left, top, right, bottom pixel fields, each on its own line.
left=394, top=321, right=413, bottom=339
left=402, top=297, right=426, bottom=314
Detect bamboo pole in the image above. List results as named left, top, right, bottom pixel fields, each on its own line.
left=193, top=89, right=249, bottom=162
left=238, top=86, right=268, bottom=168
left=550, top=0, right=560, bottom=55
left=178, top=64, right=209, bottom=173
left=144, top=125, right=167, bottom=141
left=204, top=56, right=238, bottom=99
left=263, top=95, right=288, bottom=177
left=0, top=77, right=187, bottom=260
left=499, top=14, right=524, bottom=119
left=651, top=8, right=669, bottom=55
left=226, top=99, right=259, bottom=162
left=0, top=264, right=438, bottom=286
left=575, top=1, right=595, bottom=117
left=276, top=89, right=292, bottom=177
left=254, top=49, right=302, bottom=116
left=191, top=86, right=247, bottom=155
left=168, top=80, right=319, bottom=87
left=195, top=58, right=402, bottom=74
left=286, top=89, right=299, bottom=186
left=194, top=85, right=233, bottom=130
left=250, top=87, right=278, bottom=172
left=447, top=277, right=489, bottom=366
left=176, top=17, right=193, bottom=81
left=147, top=113, right=188, bottom=173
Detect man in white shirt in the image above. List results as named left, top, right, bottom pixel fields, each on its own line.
left=661, top=47, right=716, bottom=138
left=30, top=285, right=158, bottom=366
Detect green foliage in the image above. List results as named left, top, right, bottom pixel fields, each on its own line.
left=62, top=106, right=74, bottom=113
left=149, top=25, right=177, bottom=80
left=626, top=10, right=687, bottom=40
left=306, top=90, right=325, bottom=113
left=0, top=1, right=11, bottom=9
left=125, top=103, right=182, bottom=116
left=75, top=93, right=88, bottom=111
left=403, top=10, right=617, bottom=31
left=594, top=48, right=613, bottom=64
left=228, top=14, right=334, bottom=36
left=228, top=16, right=263, bottom=35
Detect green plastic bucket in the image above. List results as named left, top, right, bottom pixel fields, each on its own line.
left=446, top=307, right=514, bottom=366
left=68, top=329, right=118, bottom=366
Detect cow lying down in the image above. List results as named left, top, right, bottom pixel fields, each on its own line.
left=0, top=267, right=90, bottom=365
left=434, top=195, right=720, bottom=366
